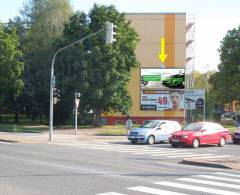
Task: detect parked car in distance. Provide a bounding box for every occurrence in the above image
[128,120,181,144]
[169,122,231,148]
[220,112,237,125]
[232,129,240,144]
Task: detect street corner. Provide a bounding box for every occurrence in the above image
[181,157,240,170]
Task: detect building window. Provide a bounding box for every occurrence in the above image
[132,120,137,125]
[115,120,123,125]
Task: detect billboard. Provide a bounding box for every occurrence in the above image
[141,68,185,90]
[141,90,184,111]
[184,90,205,110]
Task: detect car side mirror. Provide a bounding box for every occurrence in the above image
[201,129,206,133]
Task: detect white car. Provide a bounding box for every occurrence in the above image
[128,120,181,144]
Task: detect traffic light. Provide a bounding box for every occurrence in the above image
[53,88,60,104]
[105,21,116,45]
[53,88,60,98]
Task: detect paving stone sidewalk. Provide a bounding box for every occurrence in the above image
[0,128,127,144]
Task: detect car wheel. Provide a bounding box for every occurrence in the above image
[171,143,178,147]
[131,140,137,144]
[218,137,226,147]
[147,135,155,145]
[192,138,199,148]
[233,140,239,144]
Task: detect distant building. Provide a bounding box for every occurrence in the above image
[102,13,190,125]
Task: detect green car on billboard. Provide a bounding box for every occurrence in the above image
[162,74,185,89]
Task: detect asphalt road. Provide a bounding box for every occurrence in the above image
[0,141,240,195]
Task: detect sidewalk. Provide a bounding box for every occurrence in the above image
[0,128,127,144]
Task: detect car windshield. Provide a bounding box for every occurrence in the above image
[183,123,205,131]
[141,121,159,128]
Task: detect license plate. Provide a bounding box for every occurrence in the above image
[172,139,179,142]
[129,136,136,139]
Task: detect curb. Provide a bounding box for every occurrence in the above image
[181,159,231,169]
[181,158,240,170]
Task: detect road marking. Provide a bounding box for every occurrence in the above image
[167,154,213,158]
[57,143,234,160]
[151,152,195,157]
[178,178,240,189]
[136,150,188,154]
[189,155,230,159]
[196,175,240,183]
[155,181,240,195]
[0,141,12,145]
[214,172,240,178]
[128,186,187,195]
[96,192,127,195]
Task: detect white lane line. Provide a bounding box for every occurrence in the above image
[79,143,184,150]
[128,186,188,195]
[214,172,240,178]
[189,155,231,159]
[151,152,195,157]
[196,175,240,183]
[136,150,188,154]
[72,145,187,153]
[155,181,240,195]
[95,192,127,195]
[0,141,12,145]
[167,154,213,158]
[178,178,240,189]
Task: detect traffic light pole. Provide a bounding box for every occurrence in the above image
[49,29,104,141]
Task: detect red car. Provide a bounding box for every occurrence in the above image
[169,122,231,148]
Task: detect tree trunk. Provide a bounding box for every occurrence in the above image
[39,114,42,124]
[0,113,2,122]
[14,112,19,123]
[93,108,102,127]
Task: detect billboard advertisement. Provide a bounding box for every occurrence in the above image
[184,90,205,110]
[141,68,185,90]
[141,90,184,111]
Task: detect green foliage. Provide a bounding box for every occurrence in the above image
[20,0,72,119]
[209,26,240,104]
[0,24,24,111]
[193,70,217,119]
[54,4,139,126]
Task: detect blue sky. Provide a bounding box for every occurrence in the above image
[1,0,240,72]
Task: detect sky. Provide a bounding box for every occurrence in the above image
[0,0,240,73]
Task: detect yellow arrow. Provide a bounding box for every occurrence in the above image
[158,37,167,63]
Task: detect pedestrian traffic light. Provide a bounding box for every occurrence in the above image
[105,21,116,45]
[53,88,60,104]
[53,88,60,98]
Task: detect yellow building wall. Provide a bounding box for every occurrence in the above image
[105,13,186,119]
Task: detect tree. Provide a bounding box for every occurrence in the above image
[209,26,240,104]
[20,0,72,122]
[54,4,139,126]
[0,24,24,121]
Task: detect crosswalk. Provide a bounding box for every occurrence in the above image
[96,172,240,195]
[57,142,231,160]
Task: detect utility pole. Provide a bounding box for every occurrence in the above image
[49,22,116,141]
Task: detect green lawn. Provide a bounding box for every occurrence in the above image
[223,125,238,133]
[0,124,48,133]
[96,125,128,136]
